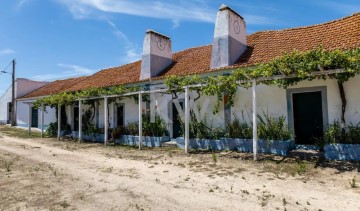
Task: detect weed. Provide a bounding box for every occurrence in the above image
[282,198,287,206]
[297,161,307,175]
[307,201,310,205]
[350,176,357,188]
[60,200,70,208]
[242,190,249,194]
[212,153,217,163]
[168,150,173,158]
[2,159,14,172]
[209,189,214,192]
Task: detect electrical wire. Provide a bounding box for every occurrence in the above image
[0,60,13,74]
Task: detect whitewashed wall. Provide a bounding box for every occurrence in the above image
[1,78,48,125]
[16,102,56,129]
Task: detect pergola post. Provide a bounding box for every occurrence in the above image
[41,103,44,138]
[138,92,143,150]
[104,97,108,146]
[184,86,190,154]
[28,104,31,136]
[57,104,61,140]
[252,79,258,161]
[78,100,82,142]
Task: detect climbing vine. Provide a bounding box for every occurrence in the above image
[33,85,140,108]
[165,47,360,114]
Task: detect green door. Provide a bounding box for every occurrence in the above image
[31,107,38,128]
[172,102,184,138]
[293,91,323,144]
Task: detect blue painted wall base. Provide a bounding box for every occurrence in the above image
[176,137,295,156]
[115,135,170,147]
[324,144,360,161]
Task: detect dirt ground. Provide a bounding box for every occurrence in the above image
[0,128,359,210]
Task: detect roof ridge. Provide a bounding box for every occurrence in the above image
[249,12,359,35]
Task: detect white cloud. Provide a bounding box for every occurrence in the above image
[0,49,16,56]
[57,0,215,23]
[16,0,35,10]
[30,63,95,81]
[103,18,142,63]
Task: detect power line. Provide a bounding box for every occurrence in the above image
[1,60,13,73]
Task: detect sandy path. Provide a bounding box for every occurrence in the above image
[0,135,359,211]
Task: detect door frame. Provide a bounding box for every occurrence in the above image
[286,86,329,140]
[168,99,184,138]
[114,103,125,128]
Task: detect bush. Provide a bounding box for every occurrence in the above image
[142,114,167,137]
[45,122,71,137]
[179,112,224,139]
[257,112,292,141]
[225,117,252,139]
[325,121,360,144]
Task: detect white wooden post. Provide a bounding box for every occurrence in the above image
[28,104,31,136]
[78,100,82,141]
[41,103,44,138]
[57,104,61,140]
[184,87,190,154]
[252,79,258,161]
[104,97,108,146]
[138,92,143,150]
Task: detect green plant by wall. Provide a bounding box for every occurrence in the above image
[225,116,252,139]
[257,112,292,141]
[324,121,360,144]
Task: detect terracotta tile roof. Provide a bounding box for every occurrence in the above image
[21,13,360,99]
[23,76,89,98]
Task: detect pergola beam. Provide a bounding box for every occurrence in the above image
[41,103,44,138]
[184,87,190,154]
[79,100,83,142]
[57,104,61,140]
[28,104,31,136]
[104,97,108,146]
[252,79,258,161]
[138,92,143,150]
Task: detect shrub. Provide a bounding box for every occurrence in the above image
[142,114,167,137]
[45,122,71,137]
[179,112,224,139]
[324,121,343,144]
[324,121,360,144]
[257,112,292,141]
[225,117,252,139]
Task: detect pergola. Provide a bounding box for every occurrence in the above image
[28,68,345,160]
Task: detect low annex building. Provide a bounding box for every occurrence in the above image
[17,5,360,146]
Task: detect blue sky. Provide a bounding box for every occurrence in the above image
[0,0,359,96]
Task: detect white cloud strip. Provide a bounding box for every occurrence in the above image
[57,0,215,23]
[30,63,96,81]
[0,49,16,56]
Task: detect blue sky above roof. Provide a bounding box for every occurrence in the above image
[0,0,359,96]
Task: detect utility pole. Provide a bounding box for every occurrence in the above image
[11,59,16,126]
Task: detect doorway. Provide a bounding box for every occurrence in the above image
[172,101,184,138]
[31,107,38,128]
[287,87,328,145]
[117,105,124,127]
[73,107,79,131]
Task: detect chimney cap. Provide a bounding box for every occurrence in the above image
[146,29,170,40]
[219,4,244,20]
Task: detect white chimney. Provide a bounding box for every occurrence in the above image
[210,4,247,69]
[140,30,172,80]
